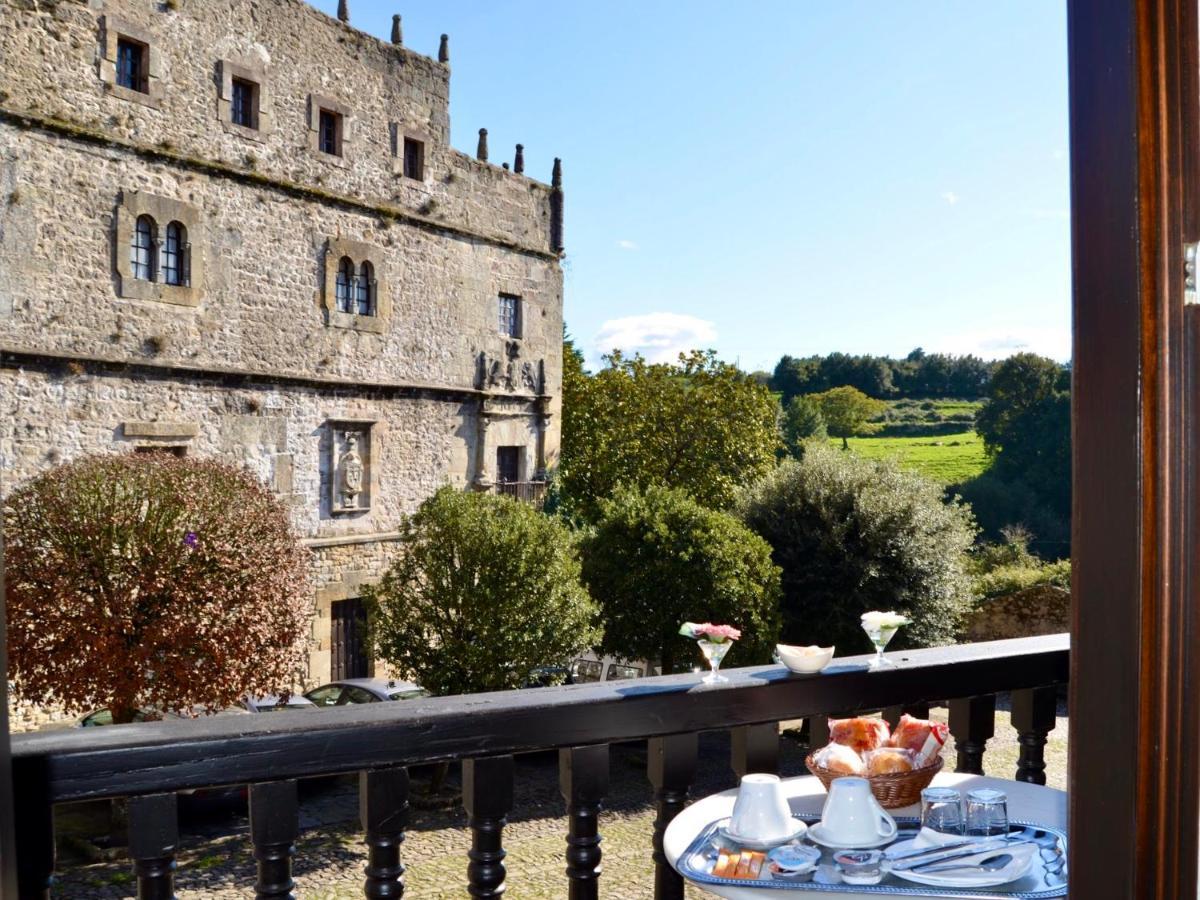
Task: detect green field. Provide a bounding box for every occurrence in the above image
[838,430,989,484]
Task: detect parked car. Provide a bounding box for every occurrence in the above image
[569,657,646,683]
[75,704,250,727]
[303,677,428,707]
[243,693,318,713]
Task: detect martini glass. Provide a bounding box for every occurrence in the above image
[862,621,902,670]
[697,639,732,683]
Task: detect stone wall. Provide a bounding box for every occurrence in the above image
[963,585,1071,643]
[0,0,565,708]
[0,0,556,251]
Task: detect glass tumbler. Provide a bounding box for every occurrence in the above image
[920,787,964,835]
[965,788,1009,836]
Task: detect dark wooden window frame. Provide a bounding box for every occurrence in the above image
[1067,0,1200,896]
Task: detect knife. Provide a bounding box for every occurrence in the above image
[887,837,1012,871]
[885,839,976,863]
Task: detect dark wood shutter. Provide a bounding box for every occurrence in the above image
[331,598,369,681]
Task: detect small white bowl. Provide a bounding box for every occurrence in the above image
[776,644,835,674]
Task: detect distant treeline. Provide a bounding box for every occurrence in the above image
[768,349,996,402]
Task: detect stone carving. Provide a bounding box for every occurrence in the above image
[477,342,544,394]
[337,432,365,510]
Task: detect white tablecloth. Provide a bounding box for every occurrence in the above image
[664,773,1067,899]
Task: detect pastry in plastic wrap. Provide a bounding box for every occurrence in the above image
[813,742,866,776]
[888,714,936,753]
[865,746,914,776]
[828,716,890,753]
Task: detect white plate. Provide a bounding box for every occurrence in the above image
[806,822,896,850]
[717,819,808,850]
[887,840,1036,889]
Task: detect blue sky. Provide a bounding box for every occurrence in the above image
[312,1,1071,372]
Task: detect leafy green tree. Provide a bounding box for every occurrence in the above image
[580,485,782,674]
[738,445,976,652]
[783,395,827,456]
[813,386,887,449]
[972,353,1071,534]
[560,349,780,520]
[365,487,602,696]
[4,454,311,724]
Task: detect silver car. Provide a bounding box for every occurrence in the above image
[304,677,428,707]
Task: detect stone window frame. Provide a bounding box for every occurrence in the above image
[114,190,202,307]
[321,237,391,334]
[326,419,379,517]
[217,57,274,143]
[98,16,163,109]
[498,292,523,339]
[390,123,431,182]
[307,94,354,167]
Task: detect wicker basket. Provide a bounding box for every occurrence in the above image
[805,752,944,809]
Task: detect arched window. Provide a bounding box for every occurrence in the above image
[335,257,354,313]
[131,215,155,281]
[357,261,374,316]
[162,221,187,286]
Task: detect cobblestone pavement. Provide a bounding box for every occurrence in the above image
[53,702,1068,899]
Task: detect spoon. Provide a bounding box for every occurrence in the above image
[914,852,1013,875]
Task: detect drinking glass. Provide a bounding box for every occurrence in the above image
[965,788,1009,837]
[697,639,731,683]
[861,621,901,669]
[920,787,964,835]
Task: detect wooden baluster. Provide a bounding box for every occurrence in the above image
[808,714,830,749]
[360,766,410,898]
[648,733,698,900]
[559,745,609,900]
[249,780,299,899]
[949,696,996,774]
[13,759,55,899]
[731,723,779,777]
[463,755,515,898]
[128,793,178,900]
[1011,687,1058,785]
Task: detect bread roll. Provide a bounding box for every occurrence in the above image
[829,716,891,753]
[888,714,934,753]
[866,746,914,776]
[814,741,866,775]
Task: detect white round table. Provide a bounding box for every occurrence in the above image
[665,773,1067,899]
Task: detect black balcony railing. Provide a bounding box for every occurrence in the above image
[9,633,1068,899]
[495,480,548,505]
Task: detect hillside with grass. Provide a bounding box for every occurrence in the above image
[837,398,990,484]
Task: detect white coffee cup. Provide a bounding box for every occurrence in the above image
[819,777,897,845]
[729,774,799,842]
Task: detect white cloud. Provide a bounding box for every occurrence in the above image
[941,191,959,206]
[930,325,1071,362]
[616,239,639,251]
[592,313,718,365]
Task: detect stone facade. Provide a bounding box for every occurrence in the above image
[0,0,565,720]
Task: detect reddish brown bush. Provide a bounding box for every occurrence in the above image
[4,453,311,723]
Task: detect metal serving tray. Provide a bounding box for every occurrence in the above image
[676,816,1068,898]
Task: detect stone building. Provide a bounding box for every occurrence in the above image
[0,0,565,701]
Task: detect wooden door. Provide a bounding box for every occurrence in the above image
[331,598,369,681]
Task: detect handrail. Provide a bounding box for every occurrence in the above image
[11,634,1068,804]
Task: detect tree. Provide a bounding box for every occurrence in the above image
[560,349,781,520]
[580,485,781,674]
[783,394,827,456]
[972,352,1071,535]
[738,445,977,652]
[812,386,887,449]
[365,487,601,696]
[4,454,311,724]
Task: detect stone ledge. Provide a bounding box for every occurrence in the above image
[122,421,199,438]
[0,346,547,405]
[303,531,402,549]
